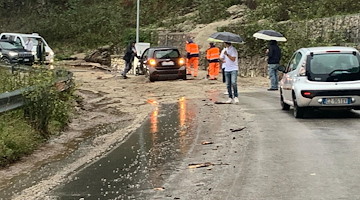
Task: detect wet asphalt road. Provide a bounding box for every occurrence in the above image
[150,88,360,200]
[224,89,360,200]
[49,102,199,199]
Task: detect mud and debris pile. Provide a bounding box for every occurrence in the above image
[84,45,112,67]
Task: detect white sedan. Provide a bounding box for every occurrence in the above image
[280,46,360,118]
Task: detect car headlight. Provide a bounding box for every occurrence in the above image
[9,51,18,57]
[32,51,36,56]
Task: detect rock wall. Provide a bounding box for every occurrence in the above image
[304,14,360,43]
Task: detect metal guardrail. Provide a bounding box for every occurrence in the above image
[0,88,27,113]
[0,64,73,113]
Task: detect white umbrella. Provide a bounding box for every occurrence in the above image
[253,30,287,42]
[207,38,224,43]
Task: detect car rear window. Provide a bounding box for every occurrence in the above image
[155,49,179,59]
[307,53,360,82]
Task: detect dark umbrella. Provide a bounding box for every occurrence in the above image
[208,32,244,44]
[253,30,287,42]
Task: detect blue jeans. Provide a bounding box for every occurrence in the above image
[225,70,238,98]
[268,64,279,89]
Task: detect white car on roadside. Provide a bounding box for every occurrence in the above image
[0,32,54,63]
[280,46,360,118]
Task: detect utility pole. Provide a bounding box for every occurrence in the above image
[136,0,140,43]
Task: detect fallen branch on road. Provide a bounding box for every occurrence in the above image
[201,141,214,145]
[188,162,230,169]
[230,127,246,132]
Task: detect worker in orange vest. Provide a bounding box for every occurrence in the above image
[185,39,200,77]
[206,42,220,80]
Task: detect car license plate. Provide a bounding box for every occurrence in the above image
[162,61,174,66]
[24,58,29,62]
[322,97,350,105]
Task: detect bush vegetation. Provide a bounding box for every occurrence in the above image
[248,0,360,22]
[0,67,74,167]
[0,110,41,167]
[0,0,239,56]
[0,0,358,56]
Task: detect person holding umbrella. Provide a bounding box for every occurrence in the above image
[208,32,244,100]
[221,42,239,104]
[253,30,286,91]
[266,40,281,91]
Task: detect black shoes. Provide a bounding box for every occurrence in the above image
[267,88,278,91]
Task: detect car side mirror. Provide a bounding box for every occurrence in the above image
[277,65,286,73]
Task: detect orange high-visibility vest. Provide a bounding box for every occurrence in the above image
[187,43,199,57]
[186,43,191,53]
[206,47,220,62]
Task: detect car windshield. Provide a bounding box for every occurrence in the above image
[308,53,360,82]
[0,41,17,50]
[155,49,179,59]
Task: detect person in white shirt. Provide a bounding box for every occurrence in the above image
[25,38,34,51]
[221,42,239,104]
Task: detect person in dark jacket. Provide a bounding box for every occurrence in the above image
[266,40,281,91]
[122,41,138,79]
[36,39,46,64]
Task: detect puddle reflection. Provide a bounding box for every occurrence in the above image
[51,99,198,199]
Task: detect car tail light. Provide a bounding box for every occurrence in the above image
[149,59,157,67]
[326,50,340,53]
[301,91,314,98]
[299,62,306,76]
[178,58,186,66]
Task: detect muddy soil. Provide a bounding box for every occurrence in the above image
[0,66,268,199]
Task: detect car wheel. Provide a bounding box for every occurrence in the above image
[280,91,290,110]
[293,96,305,118]
[182,75,187,80]
[149,75,155,82]
[1,57,11,65]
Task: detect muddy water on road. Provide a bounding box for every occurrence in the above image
[50,98,198,199]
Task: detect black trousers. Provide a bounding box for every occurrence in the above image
[122,61,133,76]
[222,67,225,83]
